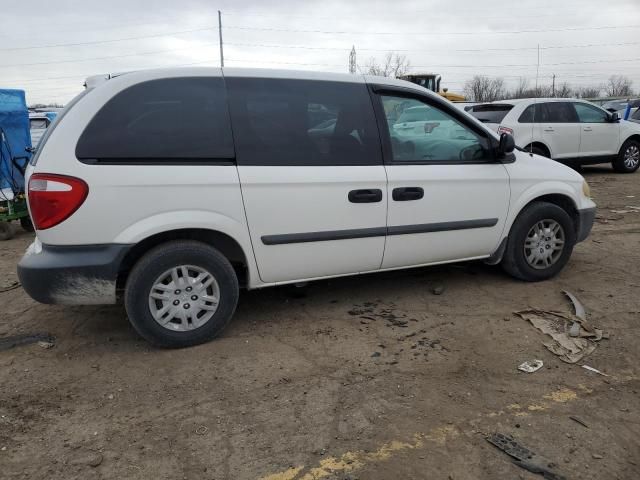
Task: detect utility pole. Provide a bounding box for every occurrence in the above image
[552,73,556,97]
[218,10,224,68]
[349,46,356,74]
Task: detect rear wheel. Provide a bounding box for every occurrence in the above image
[613,139,640,173]
[125,240,239,348]
[20,216,34,232]
[0,222,13,241]
[501,202,576,282]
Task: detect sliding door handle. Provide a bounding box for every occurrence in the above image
[392,187,424,201]
[348,189,383,203]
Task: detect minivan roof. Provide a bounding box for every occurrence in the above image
[83,66,434,95]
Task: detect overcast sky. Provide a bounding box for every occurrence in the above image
[1,0,639,104]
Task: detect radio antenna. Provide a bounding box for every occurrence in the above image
[530,43,540,155]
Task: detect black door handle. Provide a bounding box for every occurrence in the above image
[392,187,424,201]
[348,189,383,203]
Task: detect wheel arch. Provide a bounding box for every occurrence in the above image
[509,192,580,239]
[116,228,251,292]
[621,134,640,150]
[522,141,551,158]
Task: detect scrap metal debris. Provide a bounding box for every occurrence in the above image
[515,291,607,364]
[562,290,586,320]
[581,365,609,376]
[611,206,640,214]
[0,333,55,352]
[486,433,566,480]
[518,359,544,373]
[569,415,589,428]
[0,281,21,293]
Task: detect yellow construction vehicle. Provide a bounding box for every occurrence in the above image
[398,73,466,102]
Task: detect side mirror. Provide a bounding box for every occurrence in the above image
[498,133,515,155]
[610,112,620,122]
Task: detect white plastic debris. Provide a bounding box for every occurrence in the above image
[581,365,609,376]
[518,359,544,373]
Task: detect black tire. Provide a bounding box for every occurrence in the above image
[125,240,239,348]
[612,139,640,173]
[20,216,35,232]
[501,202,576,282]
[0,222,14,241]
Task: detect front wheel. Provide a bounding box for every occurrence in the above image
[613,139,640,173]
[125,240,239,348]
[501,202,576,282]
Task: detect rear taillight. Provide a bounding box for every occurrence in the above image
[28,174,88,230]
[498,126,514,135]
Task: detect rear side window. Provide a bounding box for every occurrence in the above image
[467,104,513,124]
[518,104,545,123]
[76,77,234,162]
[632,108,640,120]
[546,102,578,123]
[226,77,382,166]
[519,102,577,123]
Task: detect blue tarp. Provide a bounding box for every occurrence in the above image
[0,89,31,194]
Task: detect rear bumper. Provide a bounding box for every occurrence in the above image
[17,241,131,304]
[576,207,596,243]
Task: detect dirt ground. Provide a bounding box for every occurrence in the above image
[1,165,639,480]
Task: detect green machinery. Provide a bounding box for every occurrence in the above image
[1,88,34,240]
[0,194,32,240]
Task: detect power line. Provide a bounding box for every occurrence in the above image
[3,61,217,87]
[222,1,621,18]
[3,43,218,68]
[0,27,214,51]
[222,23,640,36]
[223,40,640,54]
[224,56,640,69]
[0,17,193,39]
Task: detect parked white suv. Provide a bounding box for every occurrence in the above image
[18,68,596,347]
[467,98,640,173]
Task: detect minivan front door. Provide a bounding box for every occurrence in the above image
[374,91,510,269]
[226,74,387,283]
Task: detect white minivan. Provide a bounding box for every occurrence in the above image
[18,68,596,347]
[467,98,640,173]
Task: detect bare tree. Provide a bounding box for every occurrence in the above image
[364,52,411,78]
[575,86,601,99]
[604,75,633,97]
[29,102,64,109]
[554,82,574,98]
[463,76,505,102]
[507,77,530,99]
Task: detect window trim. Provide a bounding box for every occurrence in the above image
[369,84,500,165]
